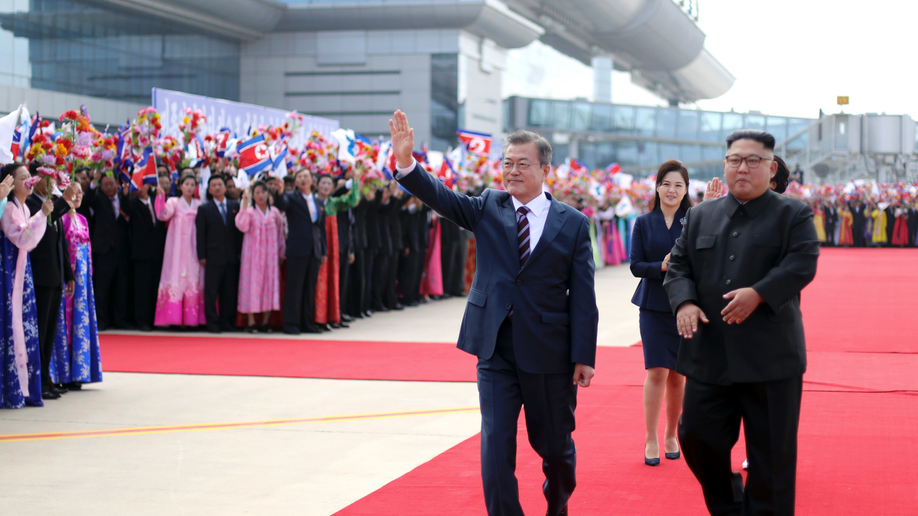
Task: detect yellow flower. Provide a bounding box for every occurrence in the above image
[55,144,68,157]
[182,116,190,125]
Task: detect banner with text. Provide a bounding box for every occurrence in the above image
[152,88,339,148]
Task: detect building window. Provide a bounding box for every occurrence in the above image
[430,53,458,151]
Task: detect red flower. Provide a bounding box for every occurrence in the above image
[56,156,66,166]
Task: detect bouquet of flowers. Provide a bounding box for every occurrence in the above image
[131,107,162,151]
[178,107,206,146]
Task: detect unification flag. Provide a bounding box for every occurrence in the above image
[375,141,394,179]
[20,112,41,160]
[270,141,288,177]
[237,134,272,176]
[457,128,491,155]
[130,147,157,192]
[332,128,371,164]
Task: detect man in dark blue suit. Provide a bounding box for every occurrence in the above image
[390,111,598,516]
[275,169,327,334]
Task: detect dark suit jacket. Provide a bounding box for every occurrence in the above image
[85,188,131,257]
[276,190,326,259]
[195,198,242,266]
[26,193,74,288]
[663,190,820,385]
[397,163,598,374]
[630,208,685,312]
[127,194,168,261]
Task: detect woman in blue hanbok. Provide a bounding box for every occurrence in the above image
[51,186,102,388]
[0,163,50,408]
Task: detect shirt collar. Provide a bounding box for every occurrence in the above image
[511,191,549,218]
[724,190,774,219]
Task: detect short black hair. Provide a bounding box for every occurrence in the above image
[74,167,90,176]
[1,162,26,200]
[772,156,789,194]
[283,175,295,185]
[207,174,226,188]
[726,129,776,151]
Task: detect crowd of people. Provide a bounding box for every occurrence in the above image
[0,155,479,408]
[1,103,915,411]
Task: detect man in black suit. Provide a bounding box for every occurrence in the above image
[275,169,326,334]
[664,130,819,515]
[127,183,168,331]
[26,164,78,399]
[392,111,598,516]
[850,200,867,247]
[195,174,242,333]
[86,174,133,331]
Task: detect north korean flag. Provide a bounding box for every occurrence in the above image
[130,147,157,192]
[237,134,272,176]
[457,128,491,155]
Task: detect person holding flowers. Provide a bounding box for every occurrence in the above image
[26,160,79,400]
[51,181,102,390]
[0,163,45,408]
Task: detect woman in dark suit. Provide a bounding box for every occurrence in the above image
[630,159,691,466]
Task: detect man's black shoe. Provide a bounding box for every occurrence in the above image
[42,390,61,400]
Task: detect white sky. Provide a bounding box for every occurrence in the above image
[504,0,917,119]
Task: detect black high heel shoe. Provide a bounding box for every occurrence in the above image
[665,451,681,460]
[644,444,660,466]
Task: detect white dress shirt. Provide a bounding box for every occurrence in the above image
[302,192,318,222]
[395,157,551,250]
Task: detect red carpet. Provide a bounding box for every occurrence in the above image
[330,248,918,516]
[100,335,479,382]
[99,248,918,514]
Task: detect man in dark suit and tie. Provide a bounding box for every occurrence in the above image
[390,111,598,516]
[195,174,242,333]
[127,183,168,331]
[275,169,326,334]
[664,129,820,515]
[26,164,79,399]
[86,174,133,331]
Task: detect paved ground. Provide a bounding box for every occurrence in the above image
[0,265,641,515]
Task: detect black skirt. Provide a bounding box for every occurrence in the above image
[639,308,680,370]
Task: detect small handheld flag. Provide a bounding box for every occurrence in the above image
[130,147,157,192]
[237,134,272,176]
[457,129,491,155]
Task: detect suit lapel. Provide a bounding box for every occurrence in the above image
[500,194,521,262]
[522,194,566,271]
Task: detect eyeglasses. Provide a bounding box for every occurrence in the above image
[724,155,773,169]
[502,160,533,172]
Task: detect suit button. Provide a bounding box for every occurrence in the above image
[505,304,512,310]
[515,279,521,286]
[732,232,738,237]
[729,255,735,261]
[726,279,732,285]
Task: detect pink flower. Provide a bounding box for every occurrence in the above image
[57,172,71,188]
[24,176,41,189]
[37,166,58,177]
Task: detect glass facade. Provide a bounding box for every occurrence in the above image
[430,53,459,151]
[0,0,240,104]
[507,96,813,178]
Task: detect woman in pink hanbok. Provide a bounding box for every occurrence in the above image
[236,181,286,333]
[153,174,205,328]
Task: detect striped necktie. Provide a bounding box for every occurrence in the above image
[517,206,531,266]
